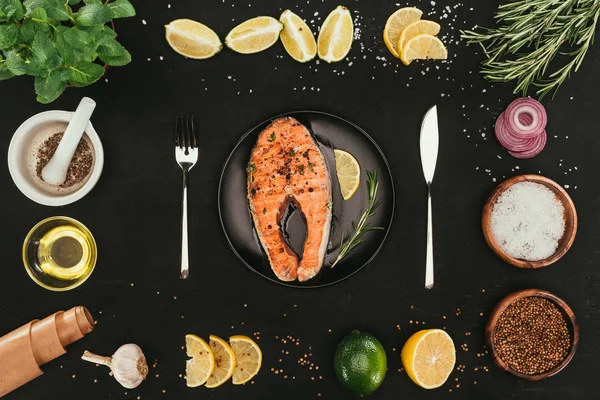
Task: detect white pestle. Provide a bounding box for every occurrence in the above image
[41,97,96,186]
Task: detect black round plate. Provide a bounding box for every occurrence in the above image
[218,111,395,288]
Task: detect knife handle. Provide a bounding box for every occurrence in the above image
[425,182,434,289]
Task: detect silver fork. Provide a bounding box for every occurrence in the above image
[175,116,198,279]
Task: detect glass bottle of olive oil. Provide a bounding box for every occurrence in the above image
[23,217,97,291]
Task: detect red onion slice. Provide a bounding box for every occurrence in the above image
[507,130,547,159]
[504,97,547,138]
[495,112,538,152]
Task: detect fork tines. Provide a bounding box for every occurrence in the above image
[175,116,198,150]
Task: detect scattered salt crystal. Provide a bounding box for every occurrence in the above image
[491,182,565,261]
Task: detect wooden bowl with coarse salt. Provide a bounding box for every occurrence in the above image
[482,174,577,269]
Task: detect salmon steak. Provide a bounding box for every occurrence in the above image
[247,117,332,282]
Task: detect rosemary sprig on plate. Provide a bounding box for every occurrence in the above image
[331,171,383,268]
[460,0,600,98]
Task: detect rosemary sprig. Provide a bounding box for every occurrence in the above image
[460,0,600,98]
[331,171,384,268]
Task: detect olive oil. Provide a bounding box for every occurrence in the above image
[37,225,94,280]
[23,216,97,291]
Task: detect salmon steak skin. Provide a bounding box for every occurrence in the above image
[247,117,333,282]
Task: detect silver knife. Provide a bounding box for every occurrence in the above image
[420,106,439,290]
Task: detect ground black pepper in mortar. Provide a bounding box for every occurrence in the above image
[36,133,93,188]
[493,296,571,375]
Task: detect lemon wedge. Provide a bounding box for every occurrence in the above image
[398,20,441,52]
[280,10,317,63]
[383,7,423,58]
[317,6,353,63]
[225,16,283,54]
[334,149,361,201]
[401,329,456,389]
[204,335,236,388]
[400,33,447,65]
[165,19,222,59]
[185,334,215,387]
[229,335,263,385]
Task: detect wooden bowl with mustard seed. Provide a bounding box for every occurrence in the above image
[482,174,577,269]
[486,289,579,381]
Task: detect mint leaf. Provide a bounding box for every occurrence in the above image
[97,39,131,66]
[83,0,102,3]
[30,7,51,32]
[19,18,35,43]
[25,0,72,22]
[55,27,97,65]
[0,23,18,50]
[4,50,25,75]
[68,61,104,86]
[97,25,117,43]
[0,0,25,21]
[35,69,67,103]
[31,32,61,70]
[76,3,111,26]
[106,0,135,19]
[5,49,41,76]
[0,54,14,79]
[69,0,82,4]
[0,67,14,79]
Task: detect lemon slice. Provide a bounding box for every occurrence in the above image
[398,20,441,52]
[280,10,317,63]
[400,33,447,66]
[401,329,456,389]
[165,19,222,59]
[317,6,353,63]
[205,335,236,388]
[334,149,360,201]
[229,335,263,385]
[383,7,423,58]
[225,16,283,54]
[185,334,215,387]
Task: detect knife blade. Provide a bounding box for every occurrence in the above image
[420,105,439,290]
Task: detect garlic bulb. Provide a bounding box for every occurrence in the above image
[82,344,149,389]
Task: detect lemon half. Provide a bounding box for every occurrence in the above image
[401,329,456,389]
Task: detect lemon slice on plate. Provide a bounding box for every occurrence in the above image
[165,19,222,59]
[383,7,423,58]
[205,335,236,388]
[400,33,448,66]
[229,335,263,385]
[317,6,353,63]
[398,20,441,53]
[334,149,361,201]
[401,329,456,389]
[225,16,283,54]
[185,334,215,387]
[280,10,317,63]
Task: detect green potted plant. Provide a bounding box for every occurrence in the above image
[0,0,136,103]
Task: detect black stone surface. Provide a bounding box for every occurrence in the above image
[1,0,598,399]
